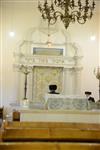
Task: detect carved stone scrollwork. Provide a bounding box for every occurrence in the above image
[14,53,83,69]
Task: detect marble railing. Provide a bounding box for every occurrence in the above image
[46,98,87,110]
[45,94,100,110]
[46,98,100,110]
[9,96,100,111]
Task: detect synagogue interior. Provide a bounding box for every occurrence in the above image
[0,0,100,149]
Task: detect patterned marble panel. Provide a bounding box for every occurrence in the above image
[47,98,64,110]
[63,98,74,110]
[72,98,88,110]
[33,67,63,102]
[46,95,88,110]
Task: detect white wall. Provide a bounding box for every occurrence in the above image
[0,0,100,107]
[68,12,99,100]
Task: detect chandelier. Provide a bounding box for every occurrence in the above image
[38,0,95,29]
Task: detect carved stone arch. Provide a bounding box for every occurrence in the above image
[13,26,83,103]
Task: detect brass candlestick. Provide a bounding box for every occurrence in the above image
[16,65,32,100]
[20,65,32,100]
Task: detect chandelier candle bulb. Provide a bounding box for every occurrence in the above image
[38,0,95,29]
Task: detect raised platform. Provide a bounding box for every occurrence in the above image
[19,109,100,123]
[9,97,100,123]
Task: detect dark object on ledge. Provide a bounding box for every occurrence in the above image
[85,91,91,95]
[85,91,95,102]
[13,110,20,121]
[0,107,3,127]
[88,97,95,102]
[49,84,59,94]
[0,107,3,120]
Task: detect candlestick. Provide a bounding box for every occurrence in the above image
[14,64,32,100]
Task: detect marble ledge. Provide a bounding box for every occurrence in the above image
[20,109,100,115]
